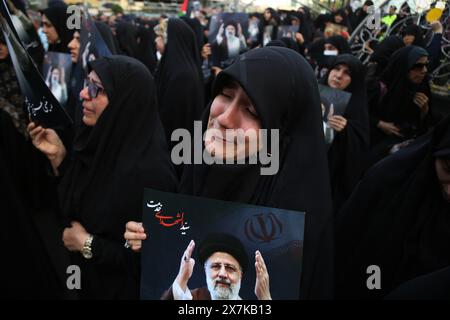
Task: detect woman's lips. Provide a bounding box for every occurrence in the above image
[83,107,94,115]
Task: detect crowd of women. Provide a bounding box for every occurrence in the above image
[1,0,449,299]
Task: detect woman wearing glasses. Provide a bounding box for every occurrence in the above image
[27,55,178,299]
[368,45,432,166]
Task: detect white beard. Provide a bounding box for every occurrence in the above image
[226,36,241,58]
[206,277,241,300]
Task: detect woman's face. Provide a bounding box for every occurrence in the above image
[334,14,343,24]
[68,31,80,63]
[435,158,450,202]
[0,42,8,60]
[206,81,262,161]
[408,56,428,85]
[42,14,59,45]
[79,71,109,127]
[51,68,60,82]
[328,64,352,90]
[324,43,339,56]
[403,34,415,46]
[264,10,272,21]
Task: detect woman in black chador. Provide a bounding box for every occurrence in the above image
[320,54,370,211]
[126,47,334,299]
[154,18,204,153]
[28,56,178,299]
[368,45,432,165]
[336,115,450,299]
[42,3,73,53]
[1,32,68,299]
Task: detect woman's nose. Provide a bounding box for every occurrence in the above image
[79,87,90,100]
[217,102,240,129]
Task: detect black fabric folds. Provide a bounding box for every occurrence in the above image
[336,115,450,299]
[179,47,334,299]
[58,55,178,299]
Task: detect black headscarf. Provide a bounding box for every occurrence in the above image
[321,54,370,211]
[258,7,279,45]
[179,47,334,299]
[372,46,431,142]
[180,16,205,54]
[368,35,404,77]
[354,1,373,28]
[336,115,450,299]
[294,11,315,44]
[315,13,332,32]
[280,37,301,53]
[94,21,118,55]
[403,24,425,48]
[332,9,351,30]
[325,35,352,54]
[58,56,178,299]
[266,39,286,47]
[365,36,405,134]
[42,4,73,53]
[1,31,69,299]
[155,18,204,153]
[135,25,157,74]
[115,22,139,58]
[268,37,302,55]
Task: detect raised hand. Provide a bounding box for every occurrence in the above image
[254,251,271,300]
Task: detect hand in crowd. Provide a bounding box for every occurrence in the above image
[327,115,348,132]
[431,21,443,34]
[174,240,196,293]
[363,40,374,54]
[211,66,222,76]
[237,23,243,37]
[27,122,66,173]
[201,43,211,60]
[62,221,90,252]
[413,92,429,114]
[254,250,272,300]
[124,221,147,252]
[378,120,403,137]
[295,32,305,45]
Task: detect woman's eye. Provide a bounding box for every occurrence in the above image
[221,90,233,98]
[246,107,258,117]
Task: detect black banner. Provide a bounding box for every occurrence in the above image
[0,0,72,129]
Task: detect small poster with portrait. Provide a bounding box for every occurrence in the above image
[0,3,72,129]
[140,188,305,300]
[247,15,260,47]
[78,7,112,75]
[41,52,72,108]
[208,12,249,68]
[319,84,352,145]
[277,25,299,41]
[79,8,111,65]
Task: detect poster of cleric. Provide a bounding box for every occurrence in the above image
[140,189,305,300]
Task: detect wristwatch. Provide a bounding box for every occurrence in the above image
[81,234,94,260]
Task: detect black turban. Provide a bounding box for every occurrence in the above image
[198,233,249,273]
